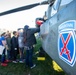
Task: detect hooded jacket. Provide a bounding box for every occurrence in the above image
[23,28,40,47]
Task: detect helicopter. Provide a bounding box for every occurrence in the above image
[40,0,76,75]
[0,0,76,75]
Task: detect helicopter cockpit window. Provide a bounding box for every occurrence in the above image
[51,0,61,17]
[50,0,73,17]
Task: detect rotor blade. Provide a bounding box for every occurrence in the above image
[0,3,39,16]
[0,1,48,16]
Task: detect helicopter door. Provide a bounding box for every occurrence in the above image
[59,0,74,10]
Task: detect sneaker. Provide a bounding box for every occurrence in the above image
[12,61,18,63]
[19,61,23,63]
[1,63,8,66]
[30,64,36,69]
[4,60,10,63]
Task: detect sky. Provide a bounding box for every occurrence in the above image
[0,0,48,30]
[0,0,73,31]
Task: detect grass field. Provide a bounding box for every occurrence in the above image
[0,39,66,75]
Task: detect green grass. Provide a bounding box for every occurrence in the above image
[0,38,66,75]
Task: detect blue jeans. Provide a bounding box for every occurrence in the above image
[19,47,24,61]
[1,48,6,63]
[7,50,11,60]
[25,46,34,67]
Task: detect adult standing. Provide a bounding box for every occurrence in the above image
[23,25,40,69]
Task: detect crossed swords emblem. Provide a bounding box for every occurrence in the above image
[60,33,71,61]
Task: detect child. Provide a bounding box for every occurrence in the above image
[0,32,8,66]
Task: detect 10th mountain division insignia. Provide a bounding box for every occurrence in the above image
[58,20,76,67]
